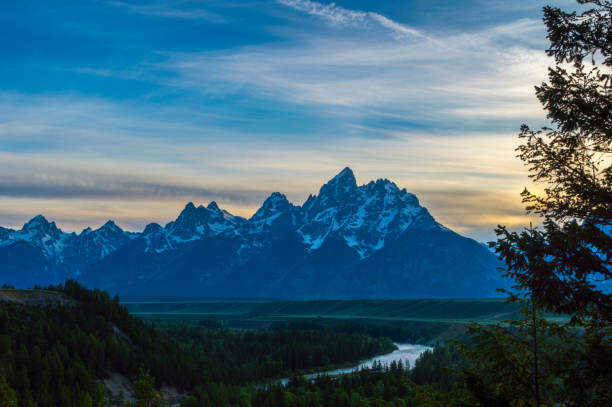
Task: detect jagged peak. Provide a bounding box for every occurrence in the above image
[170,200,241,234]
[264,192,289,207]
[269,191,286,200]
[251,192,293,221]
[329,167,356,186]
[88,220,124,238]
[317,167,358,202]
[23,214,50,228]
[143,222,162,235]
[366,178,400,195]
[21,215,63,236]
[339,166,353,175]
[363,179,420,206]
[177,202,199,221]
[101,220,119,229]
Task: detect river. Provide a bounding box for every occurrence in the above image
[278,343,432,386]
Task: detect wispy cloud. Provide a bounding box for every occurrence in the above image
[367,13,427,40]
[277,0,428,40]
[159,16,547,129]
[277,0,367,25]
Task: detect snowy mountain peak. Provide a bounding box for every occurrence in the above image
[0,215,68,259]
[336,166,355,181]
[166,201,245,243]
[251,192,293,222]
[297,168,442,257]
[364,179,420,208]
[21,214,62,240]
[319,167,357,199]
[268,191,287,202]
[99,220,121,232]
[176,202,200,221]
[23,214,50,229]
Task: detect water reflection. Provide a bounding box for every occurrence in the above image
[280,343,432,385]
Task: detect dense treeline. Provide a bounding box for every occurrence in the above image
[154,320,396,383]
[246,340,467,407]
[3,281,577,406]
[251,362,449,407]
[0,281,398,406]
[410,344,463,393]
[0,281,194,406]
[0,281,519,407]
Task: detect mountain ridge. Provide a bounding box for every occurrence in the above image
[0,168,505,298]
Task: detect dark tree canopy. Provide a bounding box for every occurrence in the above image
[495,0,611,321]
[543,0,612,67]
[464,2,612,406]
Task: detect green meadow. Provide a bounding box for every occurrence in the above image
[123,298,518,323]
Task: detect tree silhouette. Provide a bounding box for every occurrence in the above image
[495,0,611,321]
[464,1,611,405]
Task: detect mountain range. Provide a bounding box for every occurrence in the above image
[0,168,505,298]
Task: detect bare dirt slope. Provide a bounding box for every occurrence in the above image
[0,289,68,306]
[101,373,186,407]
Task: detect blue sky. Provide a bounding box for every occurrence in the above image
[0,0,568,240]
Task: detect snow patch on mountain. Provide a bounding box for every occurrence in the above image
[297,168,445,257]
[0,215,136,265]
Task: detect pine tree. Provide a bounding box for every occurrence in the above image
[495,0,611,321]
[475,0,612,405]
[127,368,167,407]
